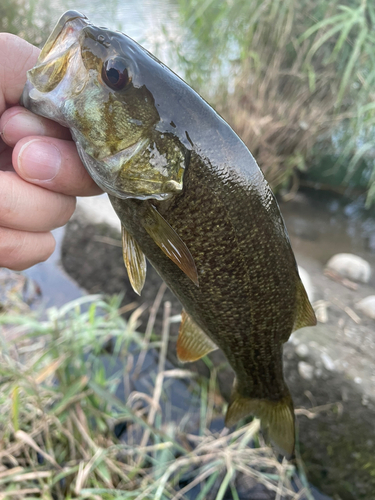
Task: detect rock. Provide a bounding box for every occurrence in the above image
[284,320,375,500]
[298,361,314,380]
[296,343,309,357]
[326,253,371,283]
[356,295,375,320]
[298,266,314,302]
[321,352,335,371]
[314,300,329,323]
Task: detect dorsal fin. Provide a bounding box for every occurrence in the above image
[177,310,217,362]
[293,279,317,332]
[122,225,147,295]
[141,204,199,286]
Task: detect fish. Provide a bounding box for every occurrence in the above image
[21,10,317,458]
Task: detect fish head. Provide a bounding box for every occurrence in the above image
[21,11,187,200]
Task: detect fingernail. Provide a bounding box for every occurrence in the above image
[3,112,45,143]
[18,140,61,181]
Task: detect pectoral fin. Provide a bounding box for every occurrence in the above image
[142,205,199,286]
[293,279,317,332]
[177,310,217,362]
[225,383,295,459]
[122,225,147,295]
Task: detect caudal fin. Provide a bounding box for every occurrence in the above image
[225,387,295,459]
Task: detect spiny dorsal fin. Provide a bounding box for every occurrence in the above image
[122,225,147,295]
[177,310,217,362]
[142,204,199,286]
[293,279,317,332]
[225,383,295,459]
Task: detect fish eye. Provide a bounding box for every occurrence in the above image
[102,58,130,90]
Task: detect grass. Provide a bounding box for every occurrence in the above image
[0,0,55,46]
[0,288,313,499]
[173,0,375,205]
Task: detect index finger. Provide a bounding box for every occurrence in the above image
[0,33,40,112]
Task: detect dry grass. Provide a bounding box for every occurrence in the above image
[0,289,314,499]
[174,0,375,201]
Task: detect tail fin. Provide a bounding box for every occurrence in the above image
[225,386,295,459]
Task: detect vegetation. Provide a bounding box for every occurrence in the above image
[0,0,54,46]
[0,293,314,499]
[174,0,375,205]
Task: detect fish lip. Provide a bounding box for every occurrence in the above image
[38,11,89,65]
[21,11,90,110]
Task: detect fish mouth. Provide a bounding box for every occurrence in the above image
[38,11,90,65]
[20,11,90,115]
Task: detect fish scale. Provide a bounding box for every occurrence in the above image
[21,10,317,458]
[115,152,294,400]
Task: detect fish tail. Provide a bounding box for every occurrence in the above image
[225,384,295,459]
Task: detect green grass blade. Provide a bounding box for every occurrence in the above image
[195,471,220,500]
[337,25,368,104]
[299,12,348,43]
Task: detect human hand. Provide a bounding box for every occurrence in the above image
[0,33,102,270]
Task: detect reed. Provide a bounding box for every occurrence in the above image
[174,0,375,204]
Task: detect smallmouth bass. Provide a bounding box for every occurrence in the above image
[21,11,317,458]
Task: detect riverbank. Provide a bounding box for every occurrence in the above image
[59,191,375,499]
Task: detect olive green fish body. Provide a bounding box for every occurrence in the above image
[22,11,317,458]
[112,149,297,397]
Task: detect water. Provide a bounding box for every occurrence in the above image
[280,189,375,287]
[23,227,84,308]
[59,0,180,65]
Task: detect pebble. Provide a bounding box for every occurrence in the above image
[298,361,314,380]
[321,352,335,371]
[296,343,309,358]
[298,266,314,302]
[356,295,375,320]
[314,300,328,323]
[326,253,371,283]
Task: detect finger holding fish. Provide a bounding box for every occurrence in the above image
[0,33,103,270]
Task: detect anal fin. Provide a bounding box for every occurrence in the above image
[177,310,217,362]
[141,205,199,286]
[225,384,295,459]
[122,225,147,295]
